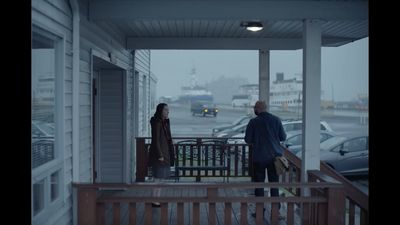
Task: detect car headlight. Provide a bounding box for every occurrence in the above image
[204,109,208,112]
[215,109,219,112]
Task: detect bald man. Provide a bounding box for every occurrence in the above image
[245,100,286,218]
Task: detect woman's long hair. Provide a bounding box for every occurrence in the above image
[153,103,168,120]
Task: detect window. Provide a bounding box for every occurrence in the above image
[32,31,56,169]
[33,179,45,215]
[50,171,59,201]
[31,25,64,222]
[343,137,367,152]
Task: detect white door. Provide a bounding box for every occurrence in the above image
[95,69,125,183]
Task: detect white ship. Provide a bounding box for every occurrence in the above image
[177,67,213,104]
[270,72,302,108]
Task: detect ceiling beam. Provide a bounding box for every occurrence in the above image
[126,37,356,50]
[90,1,368,21]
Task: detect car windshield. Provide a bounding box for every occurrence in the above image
[320,136,348,151]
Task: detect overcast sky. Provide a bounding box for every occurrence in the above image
[151,37,368,102]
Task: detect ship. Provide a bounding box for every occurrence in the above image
[177,67,214,104]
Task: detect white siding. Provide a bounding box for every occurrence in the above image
[149,72,158,133]
[78,0,134,183]
[32,0,72,224]
[134,50,151,137]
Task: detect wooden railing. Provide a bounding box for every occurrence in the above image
[285,147,369,225]
[73,181,344,225]
[135,137,368,225]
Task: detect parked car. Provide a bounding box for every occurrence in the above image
[215,123,247,138]
[283,130,336,155]
[191,101,218,117]
[226,120,334,144]
[211,115,253,136]
[282,119,334,133]
[296,135,369,176]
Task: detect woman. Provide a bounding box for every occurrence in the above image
[148,103,174,207]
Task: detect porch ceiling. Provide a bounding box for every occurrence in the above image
[88,0,368,50]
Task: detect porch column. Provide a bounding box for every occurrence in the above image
[259,49,270,105]
[301,19,322,188]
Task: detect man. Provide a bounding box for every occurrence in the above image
[244,100,286,218]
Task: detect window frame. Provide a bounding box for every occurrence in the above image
[31,22,66,223]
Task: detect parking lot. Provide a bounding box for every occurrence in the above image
[168,103,368,194]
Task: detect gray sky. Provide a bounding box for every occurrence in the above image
[151,37,368,102]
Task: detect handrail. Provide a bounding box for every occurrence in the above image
[72,181,342,189]
[283,146,368,224]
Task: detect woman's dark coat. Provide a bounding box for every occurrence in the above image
[148,117,174,166]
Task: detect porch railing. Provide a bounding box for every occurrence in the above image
[73,179,344,225]
[136,136,368,225]
[136,137,255,182]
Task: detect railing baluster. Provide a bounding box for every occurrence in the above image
[182,145,186,176]
[224,202,232,225]
[234,145,239,176]
[129,202,136,225]
[193,202,200,225]
[113,202,120,225]
[144,203,152,225]
[177,202,184,225]
[135,138,147,182]
[287,202,294,225]
[271,202,279,224]
[161,203,168,225]
[317,202,327,225]
[208,188,217,225]
[349,201,355,225]
[212,145,216,176]
[241,145,245,176]
[240,202,247,225]
[302,202,311,225]
[219,145,224,176]
[255,202,263,225]
[96,203,105,225]
[190,145,194,177]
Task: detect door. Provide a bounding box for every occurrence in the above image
[94,69,125,183]
[335,137,369,175]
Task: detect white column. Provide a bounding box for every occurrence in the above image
[259,49,270,105]
[301,19,322,187]
[70,0,80,183]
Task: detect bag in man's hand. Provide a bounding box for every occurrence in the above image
[274,156,289,175]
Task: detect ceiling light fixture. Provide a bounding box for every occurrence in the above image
[240,21,263,32]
